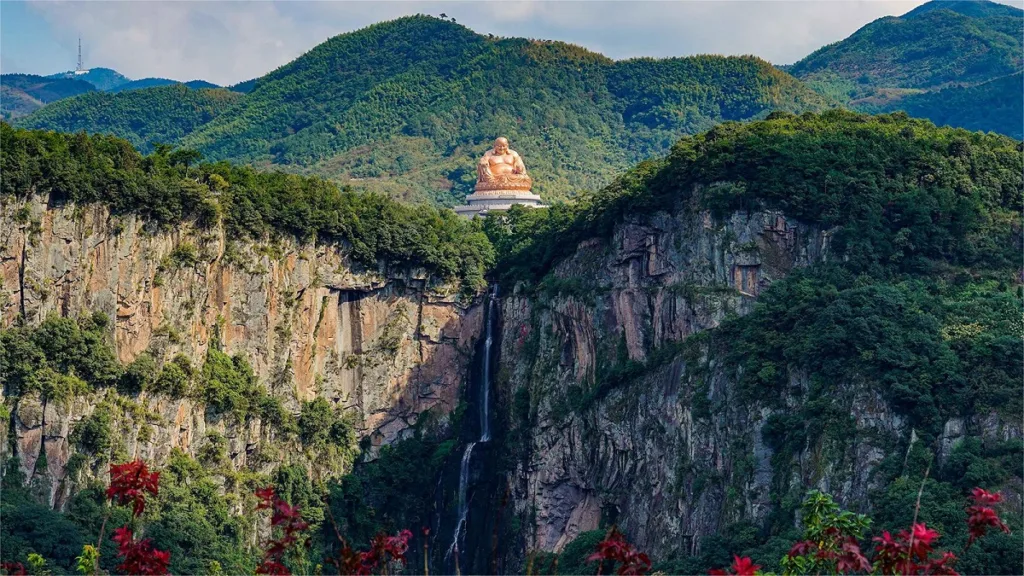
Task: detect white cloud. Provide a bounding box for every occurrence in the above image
[24,0,1024,85]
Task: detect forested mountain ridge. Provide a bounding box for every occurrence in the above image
[0,74,96,120]
[46,67,131,91]
[786,0,1022,137]
[18,15,829,206]
[789,0,1022,93]
[15,85,244,152]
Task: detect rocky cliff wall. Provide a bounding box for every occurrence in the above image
[496,204,1021,561]
[0,195,483,507]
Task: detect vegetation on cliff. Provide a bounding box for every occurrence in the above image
[0,124,494,288]
[486,109,1023,574]
[16,15,828,206]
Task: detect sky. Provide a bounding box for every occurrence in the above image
[2,0,1022,86]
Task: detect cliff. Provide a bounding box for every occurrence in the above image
[0,193,483,508]
[496,206,1021,562]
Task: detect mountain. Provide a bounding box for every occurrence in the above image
[109,78,221,93]
[0,74,96,119]
[20,16,829,206]
[790,0,1022,94]
[787,0,1022,136]
[15,84,243,151]
[46,67,131,91]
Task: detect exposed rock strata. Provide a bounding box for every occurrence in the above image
[0,195,483,507]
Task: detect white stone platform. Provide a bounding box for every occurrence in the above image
[453,190,547,217]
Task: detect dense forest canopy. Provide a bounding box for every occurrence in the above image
[14,86,244,153]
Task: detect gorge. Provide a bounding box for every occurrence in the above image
[1,109,1022,575]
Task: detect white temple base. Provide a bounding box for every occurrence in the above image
[453,190,547,217]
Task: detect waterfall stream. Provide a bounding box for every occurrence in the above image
[446,284,498,564]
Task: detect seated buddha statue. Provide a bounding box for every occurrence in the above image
[475,137,533,192]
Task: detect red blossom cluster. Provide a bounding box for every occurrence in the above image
[786,531,871,575]
[0,563,26,576]
[587,527,652,575]
[872,523,957,575]
[255,486,312,575]
[966,488,1010,548]
[102,459,172,575]
[112,527,171,575]
[332,530,412,575]
[107,459,161,517]
[709,555,761,576]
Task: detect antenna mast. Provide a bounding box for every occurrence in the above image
[76,37,84,72]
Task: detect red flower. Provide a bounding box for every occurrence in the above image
[730,556,761,576]
[1,563,27,576]
[836,538,870,574]
[970,488,1003,506]
[787,540,815,558]
[111,527,171,575]
[255,486,313,576]
[966,488,1010,548]
[106,459,161,518]
[587,528,651,575]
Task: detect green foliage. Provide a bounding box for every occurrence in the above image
[298,398,355,449]
[551,530,606,575]
[0,313,120,401]
[119,352,157,394]
[198,348,261,417]
[326,433,449,549]
[781,491,871,576]
[1,123,494,288]
[152,354,194,397]
[14,85,242,151]
[131,449,259,575]
[0,485,88,574]
[70,407,113,457]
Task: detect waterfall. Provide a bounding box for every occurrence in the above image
[480,284,498,442]
[445,284,499,565]
[446,442,476,560]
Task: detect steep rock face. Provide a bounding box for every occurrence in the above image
[497,206,1019,560]
[0,195,483,506]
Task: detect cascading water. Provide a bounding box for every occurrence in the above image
[480,285,497,442]
[446,284,499,564]
[446,441,476,560]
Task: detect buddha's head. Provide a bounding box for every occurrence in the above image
[493,137,509,155]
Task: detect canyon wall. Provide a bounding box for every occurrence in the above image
[0,195,483,507]
[496,203,1022,561]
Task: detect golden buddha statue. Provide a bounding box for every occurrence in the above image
[475,137,533,193]
[454,136,545,217]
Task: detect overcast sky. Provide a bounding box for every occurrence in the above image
[2,0,1021,86]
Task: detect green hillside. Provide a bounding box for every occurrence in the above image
[15,85,243,152]
[1,74,96,120]
[20,16,828,206]
[790,0,1022,95]
[786,0,1022,138]
[875,72,1023,139]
